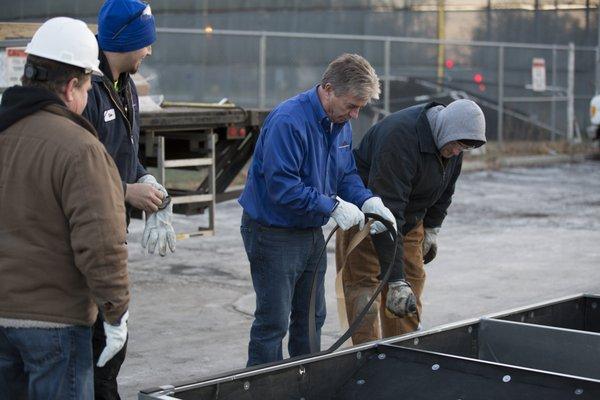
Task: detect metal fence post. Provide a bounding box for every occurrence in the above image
[567,42,575,143]
[596,46,600,95]
[384,39,391,114]
[497,45,504,146]
[258,34,267,108]
[551,47,557,141]
[596,8,600,95]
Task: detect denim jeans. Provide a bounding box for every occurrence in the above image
[241,213,327,367]
[0,325,93,400]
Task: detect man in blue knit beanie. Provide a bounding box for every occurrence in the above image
[83,1,175,399]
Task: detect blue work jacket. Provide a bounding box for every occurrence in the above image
[239,86,372,228]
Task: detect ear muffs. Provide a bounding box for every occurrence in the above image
[24,64,49,81]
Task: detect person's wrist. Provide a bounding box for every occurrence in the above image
[124,184,131,201]
[330,196,340,214]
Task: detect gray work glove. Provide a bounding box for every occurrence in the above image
[97,311,128,368]
[331,196,365,231]
[386,280,417,317]
[138,175,176,256]
[361,197,397,235]
[422,227,440,264]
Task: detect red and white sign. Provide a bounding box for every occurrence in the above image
[3,47,27,87]
[531,58,546,92]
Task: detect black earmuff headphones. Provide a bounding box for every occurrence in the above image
[24,63,50,81]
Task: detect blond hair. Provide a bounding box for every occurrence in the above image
[321,53,380,102]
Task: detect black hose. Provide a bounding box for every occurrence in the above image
[308,213,399,354]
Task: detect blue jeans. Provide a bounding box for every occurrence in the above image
[0,325,93,400]
[241,213,327,367]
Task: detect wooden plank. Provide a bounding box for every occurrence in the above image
[163,158,212,168]
[0,22,97,41]
[170,194,213,204]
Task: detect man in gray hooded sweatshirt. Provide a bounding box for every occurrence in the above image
[335,99,486,344]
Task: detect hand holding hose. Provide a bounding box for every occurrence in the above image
[386,280,417,318]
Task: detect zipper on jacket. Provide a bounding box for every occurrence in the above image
[435,154,446,183]
[101,80,133,142]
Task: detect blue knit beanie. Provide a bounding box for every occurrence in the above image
[98,0,156,52]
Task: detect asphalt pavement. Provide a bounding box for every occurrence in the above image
[121,160,600,399]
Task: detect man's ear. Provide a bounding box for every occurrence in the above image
[62,77,79,103]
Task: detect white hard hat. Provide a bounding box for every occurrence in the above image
[25,17,101,75]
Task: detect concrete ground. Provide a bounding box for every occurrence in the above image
[121,161,600,399]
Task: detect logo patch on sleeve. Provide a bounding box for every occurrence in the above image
[104,109,116,122]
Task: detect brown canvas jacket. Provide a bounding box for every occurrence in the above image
[0,105,129,325]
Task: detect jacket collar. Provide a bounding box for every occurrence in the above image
[308,85,328,124]
[416,101,443,154]
[0,86,65,133]
[308,85,348,135]
[95,46,129,89]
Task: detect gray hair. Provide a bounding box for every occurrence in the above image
[321,53,380,102]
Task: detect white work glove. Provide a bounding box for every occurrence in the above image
[361,197,397,235]
[386,280,417,317]
[330,196,365,231]
[97,311,129,368]
[138,175,176,256]
[422,227,440,264]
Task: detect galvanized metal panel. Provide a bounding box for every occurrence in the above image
[478,318,600,380]
[584,296,600,333]
[335,344,600,400]
[496,296,588,330]
[389,322,479,358]
[140,349,376,399]
[140,294,600,399]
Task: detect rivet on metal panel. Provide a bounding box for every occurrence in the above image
[467,326,473,334]
[502,375,511,383]
[356,379,366,385]
[431,364,440,371]
[243,381,250,391]
[575,388,584,395]
[356,351,362,360]
[299,366,306,376]
[378,353,386,360]
[413,338,419,345]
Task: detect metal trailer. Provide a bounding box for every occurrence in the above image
[139,293,600,399]
[139,106,268,238]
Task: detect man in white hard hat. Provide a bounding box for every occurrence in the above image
[82,1,174,398]
[0,17,130,400]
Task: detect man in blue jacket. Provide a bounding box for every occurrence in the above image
[239,53,396,366]
[82,1,175,398]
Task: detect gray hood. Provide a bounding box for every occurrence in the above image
[426,99,487,151]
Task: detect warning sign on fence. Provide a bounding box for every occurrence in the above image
[531,57,546,92]
[2,47,27,87]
